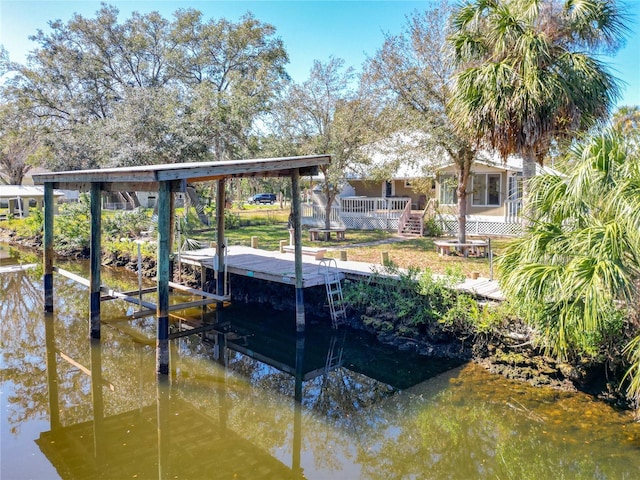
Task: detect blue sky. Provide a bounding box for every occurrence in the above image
[1,0,639,107]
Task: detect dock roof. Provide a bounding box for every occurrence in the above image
[32,155,331,192]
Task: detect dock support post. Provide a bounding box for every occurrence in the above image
[291,169,305,330]
[43,183,54,312]
[216,179,226,304]
[156,181,171,376]
[89,182,102,339]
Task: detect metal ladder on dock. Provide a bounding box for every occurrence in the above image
[319,258,346,328]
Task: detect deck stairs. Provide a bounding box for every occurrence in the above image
[399,213,424,236]
[319,258,346,328]
[397,199,425,237]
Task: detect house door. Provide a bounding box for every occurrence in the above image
[383,181,394,197]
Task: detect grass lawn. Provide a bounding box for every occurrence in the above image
[189,208,515,279]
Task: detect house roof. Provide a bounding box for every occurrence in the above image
[350,131,564,180]
[470,151,564,176]
[0,185,64,200]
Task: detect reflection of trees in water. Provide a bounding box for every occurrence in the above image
[1,269,50,434]
[356,364,640,480]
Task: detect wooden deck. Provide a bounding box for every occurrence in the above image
[179,246,504,301]
[180,246,339,288]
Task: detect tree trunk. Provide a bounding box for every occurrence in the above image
[324,193,335,231]
[521,147,537,230]
[457,167,468,244]
[456,149,474,244]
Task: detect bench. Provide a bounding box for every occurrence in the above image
[434,239,488,257]
[309,227,346,241]
[281,245,327,260]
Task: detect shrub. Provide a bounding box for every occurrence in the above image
[103,207,153,240]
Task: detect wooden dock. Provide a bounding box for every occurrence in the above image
[178,246,504,301]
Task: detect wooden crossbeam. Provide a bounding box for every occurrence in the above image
[168,281,229,302]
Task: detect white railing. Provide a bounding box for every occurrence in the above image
[396,199,413,234]
[302,203,342,227]
[340,196,410,216]
[302,196,411,230]
[505,200,521,223]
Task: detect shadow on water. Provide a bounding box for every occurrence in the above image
[3,243,640,479]
[30,292,463,479]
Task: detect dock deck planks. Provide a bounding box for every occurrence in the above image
[179,246,505,301]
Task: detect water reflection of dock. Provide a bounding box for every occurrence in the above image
[35,286,462,478]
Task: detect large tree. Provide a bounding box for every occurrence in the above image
[2,6,288,169]
[271,58,376,230]
[0,100,48,184]
[366,0,477,243]
[448,0,627,226]
[170,10,289,161]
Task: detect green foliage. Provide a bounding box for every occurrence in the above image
[103,208,153,240]
[103,238,156,258]
[6,7,288,171]
[496,128,640,404]
[422,217,443,237]
[23,208,43,235]
[344,264,498,340]
[441,296,511,336]
[54,196,91,250]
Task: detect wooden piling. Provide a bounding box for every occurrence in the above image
[156,181,171,375]
[89,183,102,339]
[43,183,54,312]
[251,236,258,248]
[381,251,389,265]
[340,250,348,261]
[216,179,226,302]
[291,169,305,332]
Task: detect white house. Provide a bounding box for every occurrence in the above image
[302,139,562,236]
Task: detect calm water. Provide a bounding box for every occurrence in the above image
[2,243,640,479]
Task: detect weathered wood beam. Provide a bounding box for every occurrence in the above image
[156,156,329,182]
[32,156,330,188]
[168,281,229,301]
[44,180,185,193]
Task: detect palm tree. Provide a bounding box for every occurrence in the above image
[448,0,627,226]
[498,128,640,405]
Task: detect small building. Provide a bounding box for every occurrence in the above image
[0,185,64,218]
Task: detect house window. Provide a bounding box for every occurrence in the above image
[439,175,456,205]
[472,173,501,206]
[508,174,522,201]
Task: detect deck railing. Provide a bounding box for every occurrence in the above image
[302,196,411,230]
[504,200,521,223]
[396,199,413,234]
